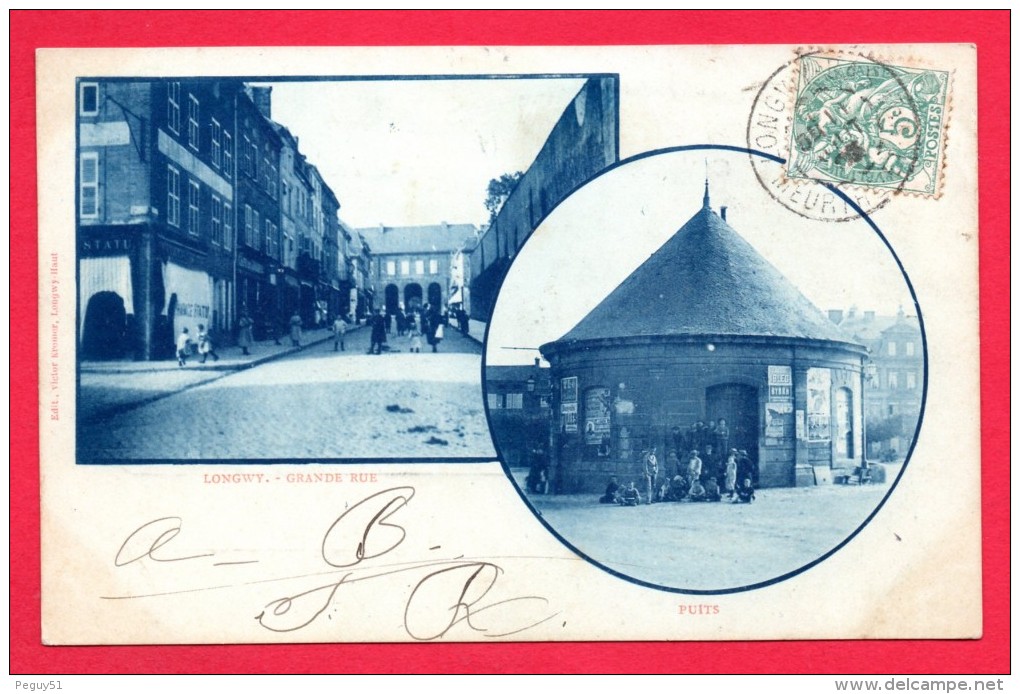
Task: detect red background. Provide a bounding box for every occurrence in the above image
[10,10,1009,674]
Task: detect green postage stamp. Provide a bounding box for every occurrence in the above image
[788,54,950,196]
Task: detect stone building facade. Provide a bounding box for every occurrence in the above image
[76,78,348,359]
[470,77,619,321]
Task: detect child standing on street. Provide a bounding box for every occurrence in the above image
[332,315,347,352]
[197,324,219,363]
[409,327,423,353]
[176,327,191,367]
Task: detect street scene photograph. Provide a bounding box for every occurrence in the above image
[75,74,618,461]
[485,148,925,591]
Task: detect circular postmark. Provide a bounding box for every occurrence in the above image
[747,50,949,222]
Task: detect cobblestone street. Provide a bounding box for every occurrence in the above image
[78,325,495,461]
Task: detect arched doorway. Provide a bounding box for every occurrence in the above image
[706,383,759,479]
[427,282,443,308]
[385,284,400,314]
[81,291,127,360]
[404,283,423,310]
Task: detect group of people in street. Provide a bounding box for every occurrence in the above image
[368,302,447,355]
[599,445,757,507]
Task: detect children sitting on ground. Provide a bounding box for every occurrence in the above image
[688,477,706,502]
[667,474,687,501]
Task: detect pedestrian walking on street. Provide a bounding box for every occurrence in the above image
[197,324,219,363]
[368,309,387,355]
[332,314,347,352]
[289,311,303,347]
[425,303,443,353]
[237,312,255,356]
[176,326,191,367]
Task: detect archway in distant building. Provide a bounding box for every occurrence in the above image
[385,284,400,314]
[404,283,423,310]
[81,291,127,360]
[427,282,443,308]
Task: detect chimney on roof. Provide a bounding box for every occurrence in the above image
[720,206,728,222]
[828,309,844,324]
[864,310,876,322]
[534,357,540,367]
[249,86,272,119]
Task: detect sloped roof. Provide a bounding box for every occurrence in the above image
[552,199,857,345]
[356,223,480,255]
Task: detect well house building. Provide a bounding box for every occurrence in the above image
[539,188,869,493]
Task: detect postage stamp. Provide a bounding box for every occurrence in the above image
[787,54,950,197]
[746,50,951,222]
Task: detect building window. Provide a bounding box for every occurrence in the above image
[429,259,438,274]
[905,341,915,357]
[400,259,410,276]
[505,393,523,410]
[167,82,181,135]
[265,219,278,258]
[906,372,917,390]
[188,180,200,235]
[282,181,290,214]
[188,95,200,150]
[241,135,252,176]
[487,393,503,410]
[385,260,396,276]
[414,259,425,275]
[250,141,259,179]
[223,132,233,177]
[167,165,180,227]
[539,396,550,409]
[244,205,253,247]
[887,341,897,356]
[888,371,898,389]
[79,152,99,218]
[79,82,99,116]
[211,119,222,169]
[223,202,233,250]
[211,195,223,245]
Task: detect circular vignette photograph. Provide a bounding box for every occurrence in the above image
[482,146,925,593]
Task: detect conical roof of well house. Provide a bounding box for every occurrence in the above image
[553,190,856,346]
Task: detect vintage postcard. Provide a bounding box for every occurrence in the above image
[38,43,980,644]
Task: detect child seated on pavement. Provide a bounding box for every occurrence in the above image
[619,481,641,506]
[703,476,722,502]
[735,478,756,504]
[599,476,620,504]
[688,477,706,502]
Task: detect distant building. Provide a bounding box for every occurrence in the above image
[486,361,553,468]
[537,187,868,493]
[357,223,480,314]
[828,307,924,458]
[344,225,373,321]
[470,77,619,322]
